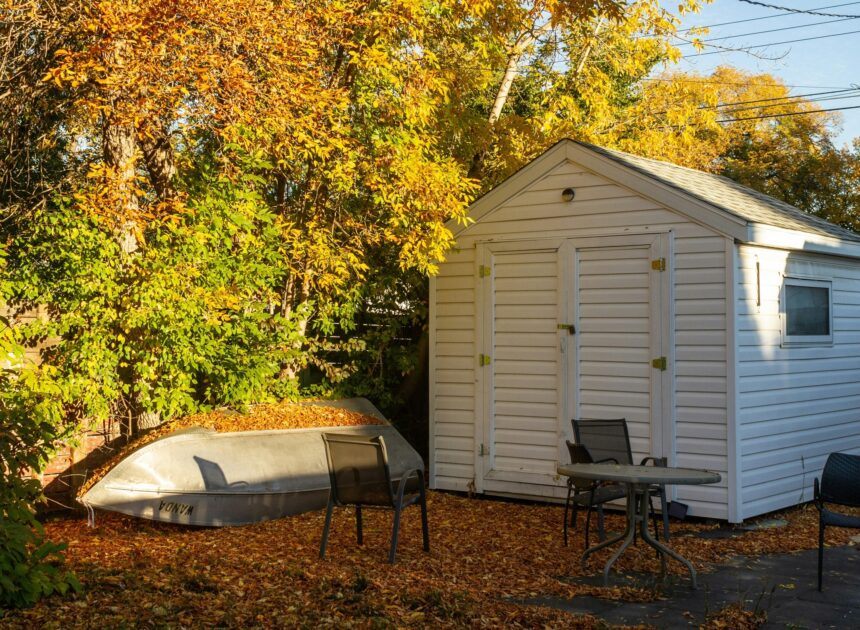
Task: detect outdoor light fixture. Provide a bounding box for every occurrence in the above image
[561,187,576,202]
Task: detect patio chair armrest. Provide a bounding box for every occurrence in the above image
[594,457,619,465]
[395,468,424,505]
[640,456,667,467]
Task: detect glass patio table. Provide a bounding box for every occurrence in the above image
[556,463,721,589]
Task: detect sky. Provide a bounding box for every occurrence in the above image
[665,0,860,147]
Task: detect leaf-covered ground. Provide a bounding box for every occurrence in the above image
[78,402,383,496]
[3,493,858,628]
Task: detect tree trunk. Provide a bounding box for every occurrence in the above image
[140,126,176,200]
[468,21,553,180]
[103,119,139,254]
[104,117,165,430]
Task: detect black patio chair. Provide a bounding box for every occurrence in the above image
[814,452,860,591]
[563,440,627,547]
[319,433,429,564]
[572,418,670,541]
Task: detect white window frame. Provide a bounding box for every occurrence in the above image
[781,276,833,347]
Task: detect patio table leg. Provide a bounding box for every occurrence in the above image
[600,486,638,586]
[579,487,631,569]
[637,489,698,589]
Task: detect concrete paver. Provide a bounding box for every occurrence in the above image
[530,545,860,628]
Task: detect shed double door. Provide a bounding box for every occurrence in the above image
[478,234,671,494]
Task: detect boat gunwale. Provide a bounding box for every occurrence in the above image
[95,484,332,497]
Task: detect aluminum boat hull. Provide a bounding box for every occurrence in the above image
[80,399,423,527]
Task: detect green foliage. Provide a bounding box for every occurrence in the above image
[0,311,81,608]
[7,169,307,426]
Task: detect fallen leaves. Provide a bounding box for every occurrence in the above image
[2,493,858,628]
[702,602,767,629]
[77,401,383,496]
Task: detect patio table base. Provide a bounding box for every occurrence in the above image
[580,482,698,589]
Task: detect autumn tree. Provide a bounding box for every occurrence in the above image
[610,66,860,231]
[7,0,860,606]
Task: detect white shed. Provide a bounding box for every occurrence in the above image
[428,140,860,523]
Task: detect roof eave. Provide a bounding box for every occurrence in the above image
[746,224,860,260]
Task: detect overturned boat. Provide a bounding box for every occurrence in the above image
[80,399,424,527]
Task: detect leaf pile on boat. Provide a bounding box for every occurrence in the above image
[77,401,384,497]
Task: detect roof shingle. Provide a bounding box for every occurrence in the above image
[579,142,860,243]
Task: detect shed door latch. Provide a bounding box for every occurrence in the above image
[651,357,667,371]
[557,323,575,334]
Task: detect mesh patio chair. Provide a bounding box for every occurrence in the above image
[563,440,627,548]
[319,433,429,564]
[814,452,860,591]
[572,418,670,542]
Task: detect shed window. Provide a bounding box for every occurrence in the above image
[782,277,832,345]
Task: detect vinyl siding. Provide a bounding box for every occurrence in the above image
[431,159,731,519]
[736,245,860,520]
[430,247,477,491]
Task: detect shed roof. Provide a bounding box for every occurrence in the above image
[578,141,860,243]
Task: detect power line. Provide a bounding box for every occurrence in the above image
[676,16,858,46]
[685,27,860,57]
[649,88,860,116]
[659,87,860,112]
[737,0,860,18]
[677,1,860,33]
[634,102,860,134]
[721,92,860,114]
[717,103,860,122]
[641,78,853,89]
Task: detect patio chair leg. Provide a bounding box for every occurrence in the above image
[419,486,430,552]
[818,520,825,592]
[596,505,606,542]
[649,494,660,541]
[319,497,334,559]
[389,504,403,564]
[563,484,572,547]
[660,487,670,542]
[647,494,661,558]
[584,504,593,549]
[356,505,363,545]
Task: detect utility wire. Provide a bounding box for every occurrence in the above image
[677,0,860,33]
[651,88,860,115]
[675,16,858,46]
[641,78,852,89]
[685,27,860,57]
[635,103,860,134]
[737,0,860,18]
[717,103,860,122]
[649,88,860,116]
[720,92,860,114]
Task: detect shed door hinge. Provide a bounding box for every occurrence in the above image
[478,265,492,278]
[651,258,666,272]
[479,443,486,456]
[651,356,667,371]
[479,354,492,366]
